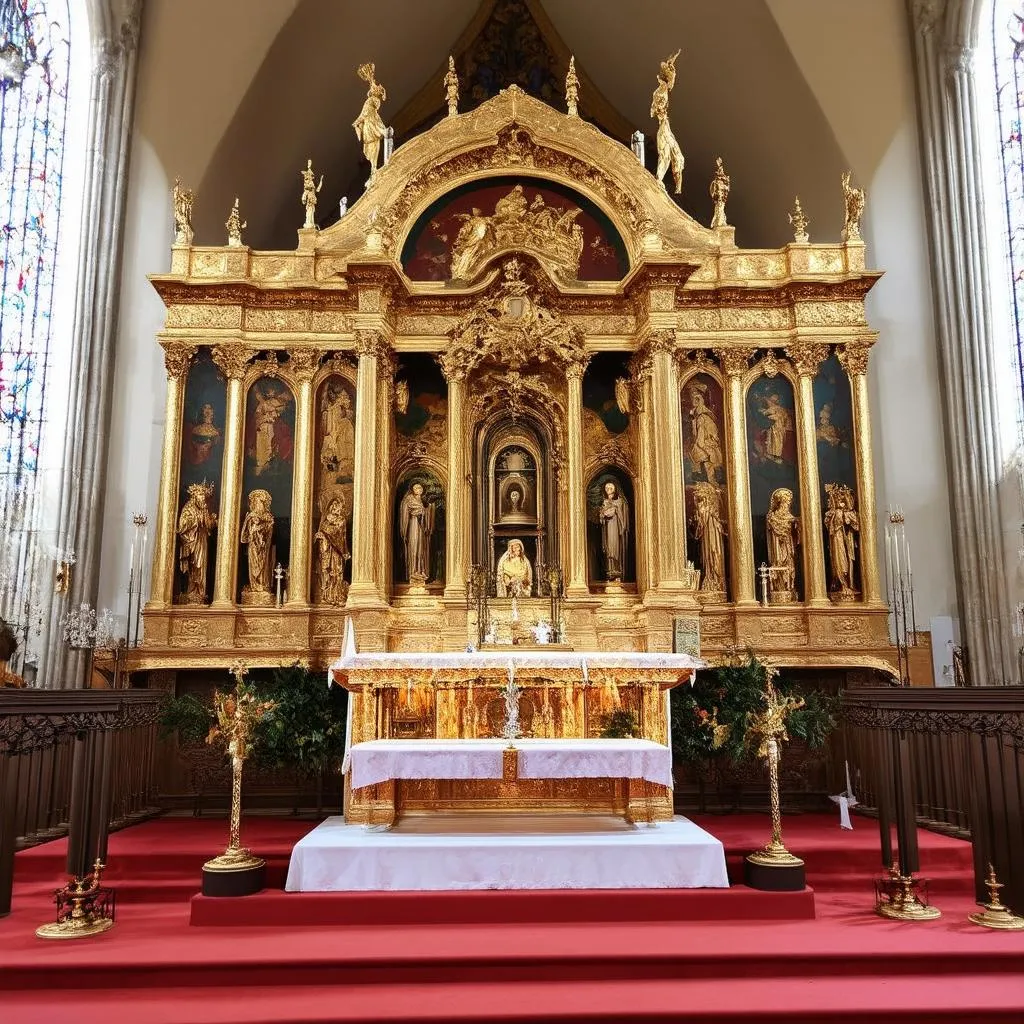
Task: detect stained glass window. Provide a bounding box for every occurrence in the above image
[0,0,72,668]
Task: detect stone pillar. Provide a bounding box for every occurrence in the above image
[40,0,143,687]
[787,342,829,607]
[909,2,1015,681]
[348,330,387,605]
[565,360,590,598]
[647,332,688,588]
[839,342,882,605]
[150,343,195,607]
[210,346,250,608]
[443,370,469,600]
[715,347,757,605]
[286,349,318,605]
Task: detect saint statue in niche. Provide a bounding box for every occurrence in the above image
[691,482,726,598]
[766,487,800,601]
[758,393,793,463]
[399,481,435,586]
[176,482,217,604]
[239,489,274,604]
[314,496,350,606]
[496,539,533,597]
[599,480,630,582]
[320,385,355,477]
[250,384,291,476]
[186,403,223,466]
[686,382,722,481]
[824,483,859,599]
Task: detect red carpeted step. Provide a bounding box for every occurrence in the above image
[188,884,816,927]
[5,973,1024,1024]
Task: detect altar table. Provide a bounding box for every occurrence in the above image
[349,738,674,791]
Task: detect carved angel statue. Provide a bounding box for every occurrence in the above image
[614,376,631,415]
[171,178,194,245]
[691,482,727,597]
[177,482,216,603]
[353,62,388,183]
[300,159,324,230]
[444,55,459,117]
[709,157,729,229]
[766,487,800,600]
[841,171,866,242]
[650,50,684,194]
[565,55,580,118]
[314,496,350,606]
[225,197,247,247]
[239,489,274,601]
[824,483,860,597]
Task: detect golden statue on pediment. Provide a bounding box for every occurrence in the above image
[448,184,584,281]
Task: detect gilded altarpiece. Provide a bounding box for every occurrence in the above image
[137,85,895,677]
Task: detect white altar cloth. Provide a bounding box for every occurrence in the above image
[285,814,730,891]
[349,738,673,791]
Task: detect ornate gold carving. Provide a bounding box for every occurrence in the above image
[830,616,870,646]
[709,157,729,228]
[162,342,197,380]
[288,348,319,381]
[354,63,388,183]
[759,350,782,378]
[211,345,251,381]
[841,171,866,243]
[176,482,217,605]
[239,489,274,605]
[789,196,810,243]
[354,329,391,361]
[225,198,246,247]
[794,300,866,327]
[565,55,580,118]
[448,184,584,282]
[166,304,241,330]
[172,179,194,246]
[720,306,793,331]
[169,618,208,648]
[785,341,830,377]
[677,308,721,332]
[246,308,309,333]
[824,483,860,601]
[444,56,459,117]
[714,346,758,377]
[837,342,870,377]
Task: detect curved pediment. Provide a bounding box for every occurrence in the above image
[315,86,719,272]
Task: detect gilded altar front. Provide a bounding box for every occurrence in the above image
[135,80,895,679]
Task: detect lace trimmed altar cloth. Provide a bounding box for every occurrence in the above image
[349,738,673,791]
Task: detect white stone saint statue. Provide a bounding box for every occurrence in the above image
[399,481,434,586]
[599,480,630,582]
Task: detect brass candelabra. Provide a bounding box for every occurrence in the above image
[36,859,114,940]
[968,864,1024,930]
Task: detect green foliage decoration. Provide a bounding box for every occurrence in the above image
[669,650,837,767]
[599,709,639,738]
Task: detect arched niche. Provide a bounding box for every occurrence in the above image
[175,349,226,603]
[474,411,557,592]
[586,466,636,590]
[401,175,629,283]
[312,371,357,604]
[745,371,801,602]
[393,468,446,590]
[239,376,295,602]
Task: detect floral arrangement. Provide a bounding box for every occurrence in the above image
[670,649,835,767]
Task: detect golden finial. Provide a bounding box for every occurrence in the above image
[841,171,865,242]
[171,178,195,245]
[788,196,809,243]
[565,55,580,118]
[444,56,459,117]
[225,197,247,247]
[300,159,324,230]
[709,156,729,228]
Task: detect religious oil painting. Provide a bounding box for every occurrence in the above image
[394,354,447,450]
[240,377,296,594]
[586,468,635,587]
[401,175,628,282]
[178,351,227,513]
[392,469,446,588]
[745,374,801,596]
[494,446,538,525]
[312,374,357,601]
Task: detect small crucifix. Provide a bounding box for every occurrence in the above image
[274,563,285,607]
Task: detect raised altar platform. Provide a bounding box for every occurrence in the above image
[285,814,729,892]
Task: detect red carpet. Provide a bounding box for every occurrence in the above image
[2,813,1021,1023]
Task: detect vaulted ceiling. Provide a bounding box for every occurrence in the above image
[136,0,913,252]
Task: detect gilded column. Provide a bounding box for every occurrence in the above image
[839,342,881,604]
[376,348,396,596]
[647,331,687,588]
[211,345,250,608]
[565,358,590,598]
[349,329,387,605]
[715,347,757,605]
[787,342,830,607]
[629,353,656,591]
[286,349,318,605]
[442,367,469,600]
[151,342,195,607]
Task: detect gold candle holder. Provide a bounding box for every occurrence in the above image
[968,865,1024,930]
[876,865,941,921]
[37,859,114,940]
[745,737,804,869]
